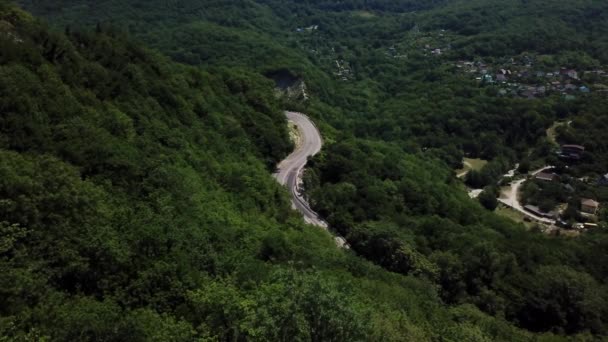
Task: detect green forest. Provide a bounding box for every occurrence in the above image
[3,0,608,340]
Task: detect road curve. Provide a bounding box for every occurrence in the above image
[274,111,348,247]
[498,166,556,225]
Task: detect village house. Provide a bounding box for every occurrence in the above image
[535,172,558,182]
[559,144,585,160]
[562,144,585,153]
[550,81,562,90]
[581,198,600,215]
[524,205,557,219]
[563,69,579,79]
[536,86,546,95]
[456,59,601,102]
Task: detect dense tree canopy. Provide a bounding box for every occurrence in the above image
[5,0,608,339]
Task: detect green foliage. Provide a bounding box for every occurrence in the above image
[466,158,512,189]
[478,187,499,211]
[188,269,371,341]
[423,0,608,63]
[305,137,608,335]
[516,265,608,334]
[0,5,561,341]
[7,0,608,339]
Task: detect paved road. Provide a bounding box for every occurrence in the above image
[274,111,348,247]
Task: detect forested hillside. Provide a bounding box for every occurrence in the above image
[0,3,569,341]
[423,0,608,62]
[8,0,608,340]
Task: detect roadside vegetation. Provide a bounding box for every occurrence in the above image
[7,0,608,339]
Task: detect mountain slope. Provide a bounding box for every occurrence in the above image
[0,4,555,341]
[6,0,608,339]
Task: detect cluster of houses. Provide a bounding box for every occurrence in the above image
[524,204,558,220]
[386,31,451,59]
[567,199,601,230]
[410,29,453,57]
[334,59,353,81]
[526,158,604,230]
[524,196,600,231]
[455,59,605,99]
[524,199,599,227]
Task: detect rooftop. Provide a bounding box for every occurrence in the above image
[562,144,585,150]
[581,198,599,208]
[535,172,556,181]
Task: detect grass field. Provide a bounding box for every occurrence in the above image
[496,205,536,229]
[456,158,488,177]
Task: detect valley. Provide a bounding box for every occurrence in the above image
[2,0,608,340]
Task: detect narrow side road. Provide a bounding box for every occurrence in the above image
[274,111,348,247]
[498,166,555,224]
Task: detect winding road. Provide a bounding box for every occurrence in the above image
[274,111,348,247]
